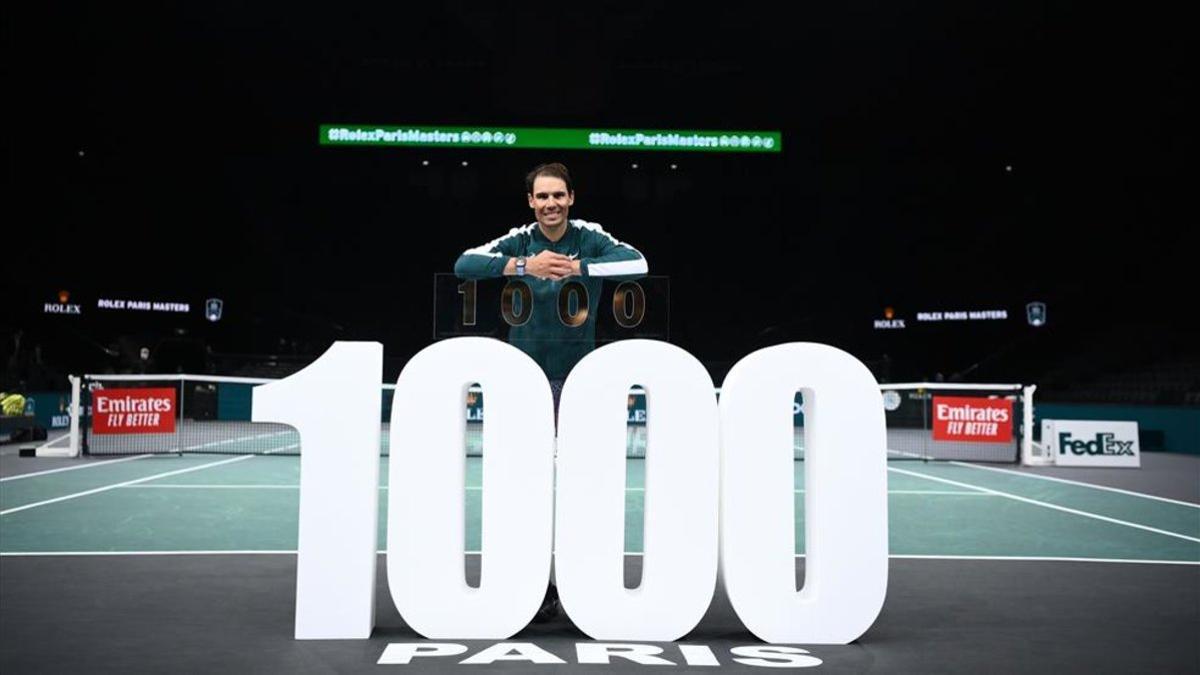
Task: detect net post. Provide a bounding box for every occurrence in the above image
[32,375,83,457]
[177,379,186,456]
[920,386,930,462]
[1020,384,1052,466]
[81,376,91,456]
[68,375,81,457]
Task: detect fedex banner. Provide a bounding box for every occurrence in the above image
[1042,419,1140,468]
[91,388,176,434]
[931,396,1013,442]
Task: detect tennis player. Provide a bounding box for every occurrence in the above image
[454,162,648,621]
[454,162,648,409]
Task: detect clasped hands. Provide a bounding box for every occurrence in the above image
[525,250,580,281]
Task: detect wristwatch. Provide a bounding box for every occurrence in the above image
[515,256,527,276]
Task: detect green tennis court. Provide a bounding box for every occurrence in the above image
[3,456,1196,562]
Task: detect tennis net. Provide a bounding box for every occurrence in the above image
[67,374,1031,462]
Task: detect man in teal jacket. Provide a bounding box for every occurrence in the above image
[454,162,647,623]
[454,162,648,384]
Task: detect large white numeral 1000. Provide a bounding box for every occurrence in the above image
[253,338,887,645]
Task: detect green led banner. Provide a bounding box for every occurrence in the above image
[319,125,781,153]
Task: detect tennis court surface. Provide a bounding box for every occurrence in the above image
[2,446,1197,673]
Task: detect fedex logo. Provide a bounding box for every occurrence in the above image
[1059,432,1135,456]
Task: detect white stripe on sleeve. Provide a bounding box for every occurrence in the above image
[573,220,648,276]
[462,223,537,257]
[588,259,649,276]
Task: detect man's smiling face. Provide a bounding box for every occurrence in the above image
[528,175,574,233]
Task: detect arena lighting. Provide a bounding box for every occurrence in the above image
[320,125,782,153]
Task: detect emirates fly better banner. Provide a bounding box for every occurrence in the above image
[91,388,176,434]
[931,396,1013,442]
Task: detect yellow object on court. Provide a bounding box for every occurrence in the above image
[1,393,26,416]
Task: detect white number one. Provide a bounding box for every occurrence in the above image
[252,341,383,639]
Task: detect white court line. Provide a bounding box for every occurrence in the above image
[116,485,991,497]
[184,431,292,452]
[889,554,1200,566]
[948,460,1200,509]
[0,454,152,482]
[0,455,256,516]
[0,550,297,556]
[883,490,993,496]
[119,484,300,489]
[889,466,1200,544]
[2,551,1196,565]
[633,488,990,495]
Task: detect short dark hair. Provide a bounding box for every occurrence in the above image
[525,163,573,194]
